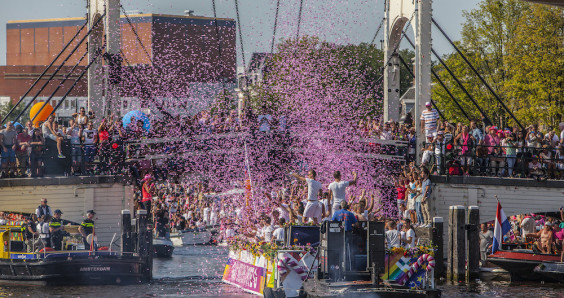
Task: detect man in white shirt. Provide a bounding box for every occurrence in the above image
[401,219,416,249]
[328,170,357,215]
[262,217,274,241]
[292,169,323,224]
[385,220,400,249]
[272,218,286,242]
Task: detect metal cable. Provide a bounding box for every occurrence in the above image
[370,18,385,45]
[296,0,304,40]
[234,0,246,68]
[270,0,281,53]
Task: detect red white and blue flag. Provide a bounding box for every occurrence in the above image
[492,201,511,254]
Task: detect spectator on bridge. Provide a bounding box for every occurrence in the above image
[454,126,476,176]
[502,132,518,177]
[82,121,98,174]
[545,129,559,148]
[29,128,44,177]
[67,119,83,174]
[470,121,483,143]
[41,115,65,159]
[420,168,433,228]
[540,145,556,179]
[420,102,440,137]
[0,121,19,178]
[15,126,31,177]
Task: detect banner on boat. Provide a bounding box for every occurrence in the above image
[222,257,267,295]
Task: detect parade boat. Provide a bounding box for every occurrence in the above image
[0,211,153,286]
[170,228,214,247]
[487,249,561,282]
[222,223,440,297]
[534,262,564,282]
[153,237,174,258]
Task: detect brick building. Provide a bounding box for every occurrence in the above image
[1,13,236,117]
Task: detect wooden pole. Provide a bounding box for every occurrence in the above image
[432,217,445,278]
[448,205,465,281]
[467,206,480,280]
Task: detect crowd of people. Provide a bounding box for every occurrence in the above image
[133,168,425,251]
[479,210,564,265]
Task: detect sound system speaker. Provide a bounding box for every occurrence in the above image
[367,221,386,280]
[319,221,344,280]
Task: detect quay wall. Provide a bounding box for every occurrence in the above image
[0,176,134,245]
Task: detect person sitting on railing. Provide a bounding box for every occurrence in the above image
[41,115,65,159]
[420,101,440,137]
[15,125,31,178]
[454,125,476,176]
[540,145,556,179]
[545,129,560,148]
[528,155,545,180]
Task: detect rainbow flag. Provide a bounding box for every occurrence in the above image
[381,253,413,281]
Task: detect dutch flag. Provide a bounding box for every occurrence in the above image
[492,201,511,254]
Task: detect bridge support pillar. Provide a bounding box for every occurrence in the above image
[447,205,465,282]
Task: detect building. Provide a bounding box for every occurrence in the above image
[1,12,236,120]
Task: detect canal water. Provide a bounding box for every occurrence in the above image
[1,246,564,297]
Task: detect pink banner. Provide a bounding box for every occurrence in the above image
[222,258,266,295]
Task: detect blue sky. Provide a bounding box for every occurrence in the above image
[0,0,482,66]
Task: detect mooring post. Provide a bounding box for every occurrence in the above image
[432,217,444,278]
[121,210,132,254]
[137,210,147,257]
[467,206,480,280]
[448,205,465,281]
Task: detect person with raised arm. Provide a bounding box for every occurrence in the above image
[291,169,323,224]
[328,171,357,216]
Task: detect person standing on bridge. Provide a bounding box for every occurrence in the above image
[327,171,357,216]
[291,169,323,224]
[141,175,155,213]
[420,102,440,137]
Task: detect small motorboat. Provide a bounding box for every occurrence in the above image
[153,237,174,258]
[170,228,213,247]
[487,249,561,282]
[534,262,564,282]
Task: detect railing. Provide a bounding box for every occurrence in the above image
[423,142,564,179]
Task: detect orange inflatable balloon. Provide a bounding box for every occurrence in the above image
[30,102,54,127]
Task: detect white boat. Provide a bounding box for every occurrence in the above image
[170,229,213,247]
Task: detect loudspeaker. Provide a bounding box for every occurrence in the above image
[367,221,386,277]
[319,221,344,280]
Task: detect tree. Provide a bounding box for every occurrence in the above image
[0,101,29,125]
[432,0,563,128]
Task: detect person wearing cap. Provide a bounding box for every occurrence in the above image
[420,102,440,137]
[79,210,96,250]
[540,144,556,178]
[49,209,65,250]
[141,175,155,212]
[528,155,544,180]
[23,216,39,252]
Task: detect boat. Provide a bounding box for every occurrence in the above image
[0,215,153,286]
[487,249,561,282]
[170,228,213,247]
[153,237,174,258]
[534,262,564,282]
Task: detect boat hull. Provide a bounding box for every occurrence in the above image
[170,230,213,246]
[153,238,174,258]
[534,262,564,282]
[0,252,149,286]
[487,250,560,282]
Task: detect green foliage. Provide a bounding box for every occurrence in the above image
[0,101,29,125]
[432,0,563,128]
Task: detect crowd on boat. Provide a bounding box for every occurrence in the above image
[0,198,96,252]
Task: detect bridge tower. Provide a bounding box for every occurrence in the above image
[87,0,121,119]
[384,0,432,162]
